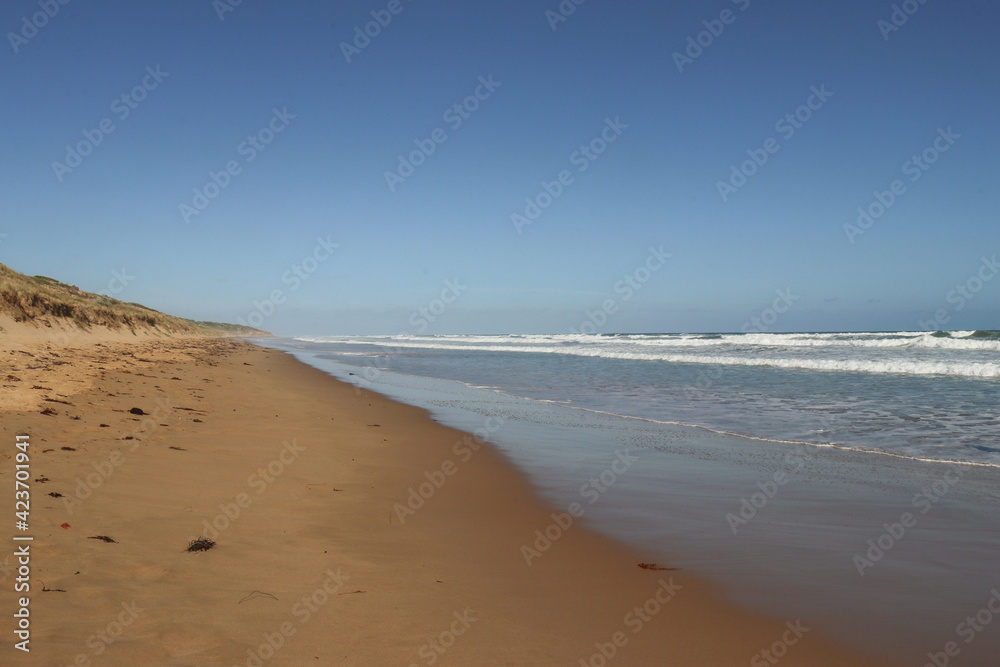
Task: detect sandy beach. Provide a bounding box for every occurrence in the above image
[6,0,997,662]
[0,319,898,665]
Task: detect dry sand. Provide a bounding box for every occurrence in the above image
[0,319,896,665]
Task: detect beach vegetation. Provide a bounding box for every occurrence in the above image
[0,262,268,336]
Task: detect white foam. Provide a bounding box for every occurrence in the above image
[293,333,1000,379]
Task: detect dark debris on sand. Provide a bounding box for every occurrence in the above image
[187,538,216,552]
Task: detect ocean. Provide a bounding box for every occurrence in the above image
[282,331,1000,466]
[256,331,1000,663]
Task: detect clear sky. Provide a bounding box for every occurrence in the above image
[2,0,998,335]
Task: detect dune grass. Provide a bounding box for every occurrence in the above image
[0,263,268,336]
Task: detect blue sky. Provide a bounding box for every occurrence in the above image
[1,0,997,335]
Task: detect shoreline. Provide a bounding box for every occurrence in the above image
[265,338,1000,665]
[0,331,898,665]
[286,342,1000,471]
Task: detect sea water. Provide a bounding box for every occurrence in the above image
[284,331,1000,466]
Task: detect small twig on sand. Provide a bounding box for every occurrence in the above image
[638,562,676,571]
[239,590,278,604]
